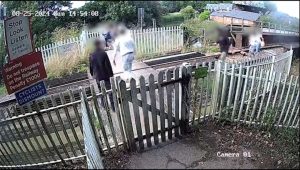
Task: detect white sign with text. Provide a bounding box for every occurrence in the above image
[4,16,33,60]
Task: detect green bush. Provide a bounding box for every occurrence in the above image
[181,18,220,47]
[180,6,195,20]
[161,12,184,26]
[198,10,210,21]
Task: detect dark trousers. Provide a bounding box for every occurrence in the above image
[97,80,116,112]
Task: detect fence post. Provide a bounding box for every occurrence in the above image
[81,88,104,169]
[80,26,88,53]
[287,46,293,75]
[180,66,192,134]
[270,55,275,78]
[211,60,221,118]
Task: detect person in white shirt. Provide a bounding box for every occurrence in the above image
[113,26,136,81]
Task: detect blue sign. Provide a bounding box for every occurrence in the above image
[15,81,47,105]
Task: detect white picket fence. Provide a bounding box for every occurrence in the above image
[35,37,81,64]
[37,26,184,65]
[130,26,184,56]
[227,49,293,80]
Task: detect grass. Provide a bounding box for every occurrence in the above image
[0,84,7,96]
[45,44,92,80]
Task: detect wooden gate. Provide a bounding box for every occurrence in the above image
[117,67,192,151]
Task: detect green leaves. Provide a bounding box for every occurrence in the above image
[194,67,208,79]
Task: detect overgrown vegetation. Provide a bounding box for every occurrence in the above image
[181,18,220,52]
[198,10,210,21]
[51,23,81,42]
[45,43,92,80]
[161,12,184,26]
[180,5,196,20]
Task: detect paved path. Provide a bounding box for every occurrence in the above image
[125,136,256,169]
[106,50,158,81]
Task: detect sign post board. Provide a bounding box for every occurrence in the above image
[4,16,34,60]
[2,51,47,94]
[15,81,47,105]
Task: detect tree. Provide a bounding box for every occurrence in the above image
[263,1,277,13]
[198,10,210,21]
[180,6,196,20]
[3,1,73,47]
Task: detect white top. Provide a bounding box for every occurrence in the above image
[113,32,135,59]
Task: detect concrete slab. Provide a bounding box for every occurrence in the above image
[125,134,257,169]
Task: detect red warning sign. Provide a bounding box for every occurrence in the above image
[2,51,47,94]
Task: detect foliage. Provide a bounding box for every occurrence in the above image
[181,18,220,47]
[0,85,7,96]
[79,1,162,28]
[46,46,90,79]
[3,1,78,47]
[180,6,196,20]
[198,10,210,21]
[259,13,299,32]
[51,23,81,42]
[161,1,230,13]
[161,12,184,26]
[263,1,277,12]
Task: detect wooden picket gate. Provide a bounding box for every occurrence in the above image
[116,67,192,151]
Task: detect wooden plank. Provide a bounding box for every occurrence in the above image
[40,99,70,158]
[158,71,166,142]
[231,64,243,122]
[271,73,283,109]
[59,93,84,155]
[149,74,159,145]
[226,64,235,117]
[287,90,300,127]
[110,77,127,147]
[139,76,152,147]
[282,77,298,125]
[130,79,144,151]
[218,63,228,119]
[90,86,111,153]
[276,76,294,126]
[174,67,180,137]
[249,71,264,126]
[99,81,119,150]
[243,68,257,123]
[237,66,250,122]
[18,106,50,162]
[256,70,271,124]
[166,70,173,140]
[273,76,288,125]
[291,107,299,127]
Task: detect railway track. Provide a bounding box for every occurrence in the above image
[0,44,284,107]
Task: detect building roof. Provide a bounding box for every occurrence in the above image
[205,3,233,11]
[210,10,261,21]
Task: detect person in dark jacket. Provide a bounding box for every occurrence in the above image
[89,39,115,112]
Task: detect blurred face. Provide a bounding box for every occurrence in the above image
[95,41,104,50]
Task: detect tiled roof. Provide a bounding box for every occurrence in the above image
[211,10,261,21]
[205,3,233,11]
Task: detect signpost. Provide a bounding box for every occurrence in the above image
[4,16,34,60]
[2,51,47,94]
[2,15,47,105]
[15,81,47,105]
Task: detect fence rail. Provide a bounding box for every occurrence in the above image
[37,26,184,65]
[0,49,298,167]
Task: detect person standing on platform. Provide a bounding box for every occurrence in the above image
[113,26,136,82]
[89,39,115,112]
